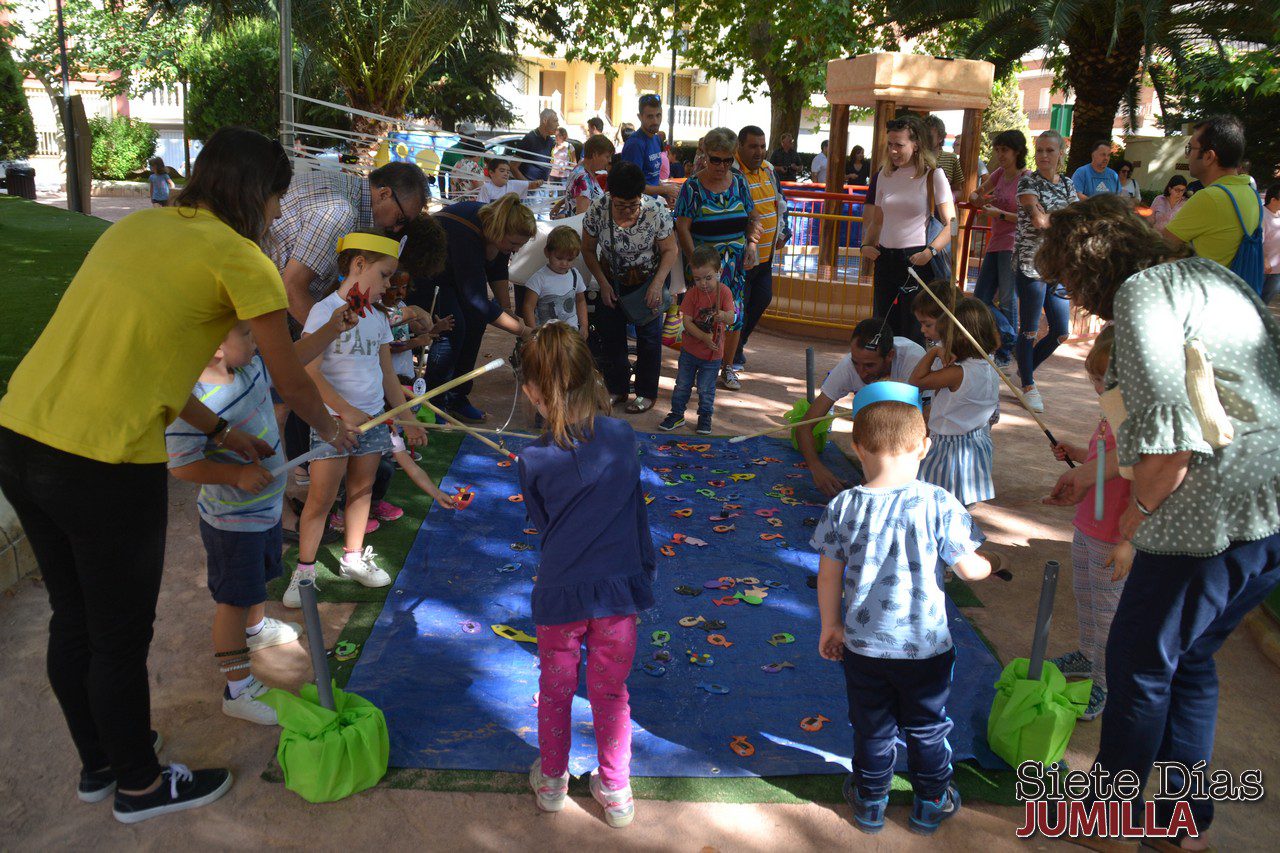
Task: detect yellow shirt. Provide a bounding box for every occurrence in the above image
[1167,175,1261,268]
[0,207,288,463]
[735,156,781,264]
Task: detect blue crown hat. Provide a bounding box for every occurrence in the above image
[851,381,922,417]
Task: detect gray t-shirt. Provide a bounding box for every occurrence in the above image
[526,265,586,328]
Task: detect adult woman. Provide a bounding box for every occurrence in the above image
[582,161,678,413]
[674,126,762,392]
[845,145,871,186]
[1039,195,1280,850]
[969,129,1028,370]
[1148,175,1188,233]
[1012,129,1075,412]
[860,116,955,345]
[0,127,356,822]
[1264,183,1280,305]
[1116,161,1141,199]
[422,194,536,423]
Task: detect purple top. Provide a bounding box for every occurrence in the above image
[985,167,1025,254]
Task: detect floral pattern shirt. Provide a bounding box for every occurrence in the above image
[583,194,673,276]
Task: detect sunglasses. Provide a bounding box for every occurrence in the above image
[639,95,662,108]
[707,155,735,166]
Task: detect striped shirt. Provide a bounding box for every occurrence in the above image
[734,157,786,263]
[263,171,373,299]
[165,355,285,531]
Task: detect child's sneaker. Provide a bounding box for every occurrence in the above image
[1080,683,1107,721]
[658,413,684,432]
[528,758,569,812]
[340,547,391,588]
[372,500,404,522]
[246,617,301,652]
[718,367,741,391]
[221,677,278,726]
[78,731,163,803]
[1049,649,1093,678]
[328,510,379,535]
[282,565,318,609]
[589,768,634,828]
[910,784,961,835]
[696,414,713,435]
[843,775,888,834]
[112,764,233,824]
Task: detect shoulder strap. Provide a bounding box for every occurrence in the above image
[434,210,483,237]
[926,167,937,218]
[1215,184,1265,238]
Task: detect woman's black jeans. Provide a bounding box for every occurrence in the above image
[872,246,930,346]
[591,295,663,400]
[0,428,165,790]
[424,285,487,410]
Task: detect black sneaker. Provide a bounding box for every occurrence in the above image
[696,415,713,435]
[658,413,684,432]
[112,764,233,824]
[78,730,163,803]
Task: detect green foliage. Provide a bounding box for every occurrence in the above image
[185,17,279,140]
[409,37,521,130]
[980,74,1030,164]
[87,116,158,180]
[0,39,36,161]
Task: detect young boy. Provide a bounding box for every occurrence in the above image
[522,225,588,335]
[659,244,735,435]
[811,381,993,836]
[477,158,545,203]
[165,307,354,726]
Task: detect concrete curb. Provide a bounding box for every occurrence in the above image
[0,492,39,592]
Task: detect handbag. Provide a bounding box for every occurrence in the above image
[604,195,665,325]
[924,167,954,283]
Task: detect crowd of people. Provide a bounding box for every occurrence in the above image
[1,90,1278,846]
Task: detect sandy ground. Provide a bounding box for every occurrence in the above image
[4,209,1279,848]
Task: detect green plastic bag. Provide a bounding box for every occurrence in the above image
[261,683,390,803]
[987,659,1092,769]
[785,398,834,453]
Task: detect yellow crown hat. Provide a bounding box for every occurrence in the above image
[336,232,406,258]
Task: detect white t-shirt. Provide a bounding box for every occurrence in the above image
[928,359,999,435]
[478,179,534,204]
[1263,206,1280,273]
[303,291,392,416]
[810,152,829,185]
[867,167,952,249]
[525,265,587,328]
[820,337,926,402]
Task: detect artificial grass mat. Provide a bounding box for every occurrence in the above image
[0,197,110,393]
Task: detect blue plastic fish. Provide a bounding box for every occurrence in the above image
[697,682,729,695]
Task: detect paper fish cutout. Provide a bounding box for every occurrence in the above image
[492,624,537,644]
[768,632,796,647]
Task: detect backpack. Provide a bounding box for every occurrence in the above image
[1214,184,1265,295]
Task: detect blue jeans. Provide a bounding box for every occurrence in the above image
[669,349,720,418]
[1096,530,1280,832]
[973,250,1017,362]
[1014,271,1070,389]
[1262,273,1280,306]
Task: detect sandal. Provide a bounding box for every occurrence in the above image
[610,393,629,406]
[626,397,654,414]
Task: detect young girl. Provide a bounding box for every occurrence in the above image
[911,296,1001,506]
[283,231,427,605]
[550,127,575,182]
[910,277,956,347]
[518,323,655,828]
[1042,327,1131,720]
[148,157,175,207]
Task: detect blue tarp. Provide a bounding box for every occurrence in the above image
[346,433,1005,777]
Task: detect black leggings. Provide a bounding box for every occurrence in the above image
[872,246,930,346]
[0,428,165,789]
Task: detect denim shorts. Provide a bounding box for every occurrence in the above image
[199,519,284,607]
[309,423,394,460]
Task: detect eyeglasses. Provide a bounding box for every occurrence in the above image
[611,198,642,213]
[389,187,413,229]
[706,155,735,166]
[639,94,662,109]
[1184,142,1201,157]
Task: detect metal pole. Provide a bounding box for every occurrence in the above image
[297,579,336,710]
[666,0,677,144]
[1027,560,1060,682]
[805,347,816,403]
[279,0,295,149]
[54,0,81,213]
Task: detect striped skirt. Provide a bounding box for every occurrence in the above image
[919,427,995,507]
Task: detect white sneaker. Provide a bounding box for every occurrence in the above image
[1021,387,1045,413]
[589,768,634,828]
[221,677,278,726]
[529,758,570,813]
[282,565,317,609]
[340,546,391,588]
[246,617,301,652]
[718,368,741,392]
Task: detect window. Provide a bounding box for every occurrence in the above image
[674,74,693,107]
[1038,87,1050,111]
[634,72,662,96]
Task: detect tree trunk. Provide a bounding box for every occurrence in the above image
[765,75,807,154]
[1061,21,1145,173]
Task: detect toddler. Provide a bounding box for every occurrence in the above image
[659,244,735,435]
[149,157,175,207]
[521,225,588,334]
[477,158,545,204]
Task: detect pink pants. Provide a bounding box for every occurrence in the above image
[535,614,637,790]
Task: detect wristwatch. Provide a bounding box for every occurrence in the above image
[205,416,228,438]
[927,246,938,257]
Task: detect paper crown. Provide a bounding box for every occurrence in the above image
[851,381,921,417]
[336,232,404,258]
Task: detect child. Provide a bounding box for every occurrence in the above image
[1042,327,1131,720]
[385,273,453,383]
[910,278,957,347]
[813,381,992,835]
[522,225,588,335]
[659,244,735,435]
[284,231,428,607]
[911,296,1001,507]
[518,323,655,828]
[149,157,175,207]
[550,127,575,181]
[477,158,545,204]
[450,153,485,200]
[165,307,356,725]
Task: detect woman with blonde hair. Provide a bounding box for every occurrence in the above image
[422,193,537,422]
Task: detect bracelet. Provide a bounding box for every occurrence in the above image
[1134,496,1155,517]
[324,419,343,444]
[213,424,233,448]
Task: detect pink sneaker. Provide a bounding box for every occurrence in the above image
[328,511,380,535]
[372,500,404,522]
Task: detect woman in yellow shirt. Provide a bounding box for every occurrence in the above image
[0,127,356,823]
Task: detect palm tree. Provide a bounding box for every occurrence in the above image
[888,0,1277,172]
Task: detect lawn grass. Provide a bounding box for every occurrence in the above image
[0,197,110,393]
